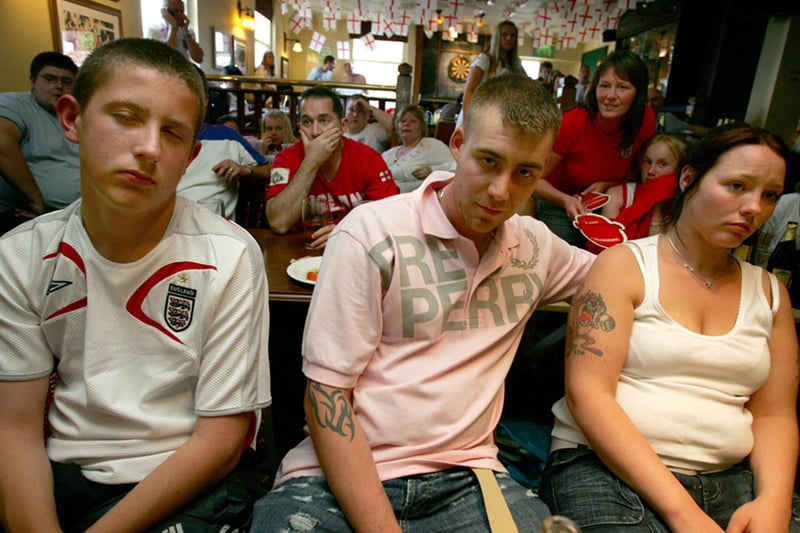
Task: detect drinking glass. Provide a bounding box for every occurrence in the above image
[301,197,331,249]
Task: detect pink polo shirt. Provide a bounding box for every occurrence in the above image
[274,172,594,485]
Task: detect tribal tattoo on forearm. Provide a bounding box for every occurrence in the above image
[308,382,356,442]
[567,286,616,358]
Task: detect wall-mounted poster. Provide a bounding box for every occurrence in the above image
[50,0,123,66]
[532,45,555,58]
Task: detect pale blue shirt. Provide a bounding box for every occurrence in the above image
[307,66,332,82]
[0,91,80,211]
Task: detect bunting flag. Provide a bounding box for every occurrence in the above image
[565,11,579,33]
[346,11,361,33]
[355,0,367,19]
[539,27,554,47]
[396,9,411,28]
[309,31,326,53]
[396,19,410,36]
[361,32,377,51]
[466,23,478,43]
[606,7,623,29]
[536,7,554,28]
[586,19,603,40]
[577,5,595,27]
[280,0,289,15]
[415,0,436,24]
[382,19,396,38]
[372,12,384,30]
[448,0,463,18]
[350,0,627,47]
[323,12,337,31]
[288,13,304,34]
[427,17,439,33]
[337,40,350,57]
[443,12,458,28]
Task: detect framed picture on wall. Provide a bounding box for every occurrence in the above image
[49,0,123,66]
[281,56,289,79]
[234,37,247,73]
[213,28,233,69]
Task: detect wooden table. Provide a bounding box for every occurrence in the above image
[246,228,318,462]
[248,228,317,303]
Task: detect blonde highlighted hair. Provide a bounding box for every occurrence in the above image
[261,109,296,146]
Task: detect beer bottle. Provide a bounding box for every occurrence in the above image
[766,221,798,287]
[732,232,757,263]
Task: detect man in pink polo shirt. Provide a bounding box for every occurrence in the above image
[252,75,595,531]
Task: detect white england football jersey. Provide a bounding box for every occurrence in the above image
[0,198,271,483]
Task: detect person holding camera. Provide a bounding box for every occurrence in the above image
[147,0,204,64]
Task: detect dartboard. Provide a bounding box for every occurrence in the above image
[448,56,470,82]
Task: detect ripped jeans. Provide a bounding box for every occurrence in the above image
[250,467,550,532]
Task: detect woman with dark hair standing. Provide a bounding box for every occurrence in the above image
[457,20,527,127]
[533,50,657,245]
[542,123,799,531]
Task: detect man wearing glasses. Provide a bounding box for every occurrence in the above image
[0,52,79,234]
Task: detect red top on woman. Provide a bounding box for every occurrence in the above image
[545,106,657,196]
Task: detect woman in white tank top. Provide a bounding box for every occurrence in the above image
[541,123,799,531]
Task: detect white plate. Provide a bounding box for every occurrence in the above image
[287,256,322,286]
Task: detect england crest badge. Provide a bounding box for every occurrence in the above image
[165,283,196,332]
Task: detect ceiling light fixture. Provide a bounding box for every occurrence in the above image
[436,9,444,24]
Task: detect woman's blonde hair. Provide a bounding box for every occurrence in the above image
[261,109,296,146]
[394,105,428,140]
[640,133,688,167]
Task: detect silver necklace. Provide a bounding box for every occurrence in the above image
[666,235,732,289]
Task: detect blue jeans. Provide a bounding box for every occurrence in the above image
[251,468,550,532]
[540,446,800,531]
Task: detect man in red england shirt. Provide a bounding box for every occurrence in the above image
[266,87,398,248]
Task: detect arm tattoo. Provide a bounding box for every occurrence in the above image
[567,288,616,358]
[308,382,356,442]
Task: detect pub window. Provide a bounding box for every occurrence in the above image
[253,11,272,74]
[348,39,404,104]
